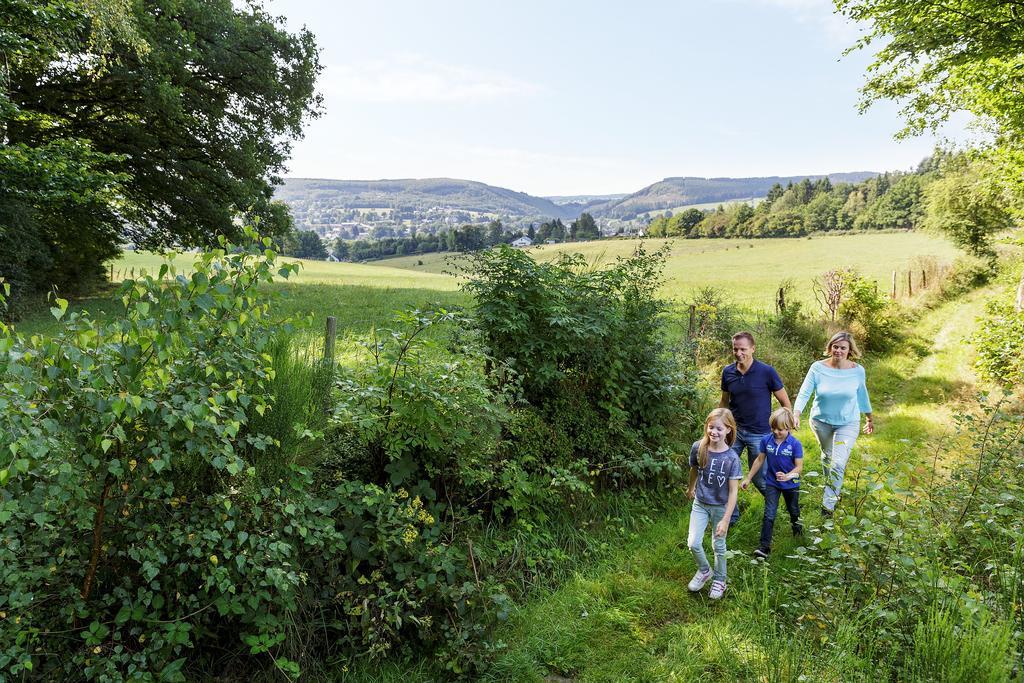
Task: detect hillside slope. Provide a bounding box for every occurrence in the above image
[276,177,580,227]
[590,172,878,219]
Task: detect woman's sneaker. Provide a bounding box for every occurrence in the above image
[687,568,712,592]
[709,580,727,600]
[792,521,804,536]
[752,547,770,559]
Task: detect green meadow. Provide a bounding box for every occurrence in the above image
[371,232,959,308]
[16,232,957,339]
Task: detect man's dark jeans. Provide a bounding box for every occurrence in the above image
[759,485,800,551]
[730,429,768,524]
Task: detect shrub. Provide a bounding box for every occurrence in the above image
[462,245,698,490]
[838,272,901,353]
[687,286,739,367]
[779,399,1024,674]
[972,298,1024,387]
[0,231,309,678]
[331,306,508,494]
[939,254,993,299]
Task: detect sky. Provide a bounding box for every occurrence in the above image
[266,0,974,197]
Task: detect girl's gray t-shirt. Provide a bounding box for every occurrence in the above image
[689,441,742,506]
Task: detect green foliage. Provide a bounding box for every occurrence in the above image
[1,0,322,306]
[288,230,329,260]
[938,255,993,300]
[0,230,306,678]
[838,271,900,353]
[901,606,1014,682]
[687,286,739,366]
[332,307,507,492]
[780,400,1023,674]
[922,158,1014,262]
[973,298,1024,387]
[463,245,697,442]
[837,0,1024,216]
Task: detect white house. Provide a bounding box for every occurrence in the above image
[511,236,533,247]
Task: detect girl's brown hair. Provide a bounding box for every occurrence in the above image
[697,408,737,468]
[823,331,862,360]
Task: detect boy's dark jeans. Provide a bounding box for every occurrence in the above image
[759,485,800,550]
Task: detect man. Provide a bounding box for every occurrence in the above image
[720,331,791,523]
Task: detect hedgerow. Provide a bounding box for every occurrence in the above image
[1,236,696,679]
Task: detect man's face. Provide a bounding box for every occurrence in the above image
[732,338,754,365]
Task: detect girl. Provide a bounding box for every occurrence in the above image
[686,407,742,599]
[793,331,874,516]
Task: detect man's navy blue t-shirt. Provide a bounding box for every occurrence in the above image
[721,360,784,433]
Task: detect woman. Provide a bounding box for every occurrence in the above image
[793,331,873,515]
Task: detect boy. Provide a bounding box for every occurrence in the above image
[741,407,803,558]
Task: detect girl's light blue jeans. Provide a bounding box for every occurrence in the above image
[688,499,728,582]
[810,418,860,511]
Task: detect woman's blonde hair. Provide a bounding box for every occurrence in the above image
[769,407,796,431]
[823,331,862,360]
[697,408,737,468]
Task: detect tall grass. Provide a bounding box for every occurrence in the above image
[247,331,335,481]
[901,606,1014,682]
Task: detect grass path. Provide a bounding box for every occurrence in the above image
[483,289,993,682]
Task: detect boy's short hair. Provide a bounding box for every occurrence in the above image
[769,407,796,431]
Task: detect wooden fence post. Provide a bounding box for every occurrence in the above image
[110,263,114,282]
[891,271,897,299]
[324,316,337,364]
[687,305,696,339]
[921,269,927,289]
[907,271,913,297]
[776,287,786,314]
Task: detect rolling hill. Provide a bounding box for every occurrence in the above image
[274,172,879,230]
[587,172,878,220]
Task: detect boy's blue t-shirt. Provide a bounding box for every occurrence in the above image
[721,360,785,433]
[758,433,803,490]
[689,441,743,506]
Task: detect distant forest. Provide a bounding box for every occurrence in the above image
[645,155,945,239]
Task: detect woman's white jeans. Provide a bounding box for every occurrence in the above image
[810,418,860,511]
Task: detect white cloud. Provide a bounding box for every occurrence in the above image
[744,0,865,45]
[320,54,542,104]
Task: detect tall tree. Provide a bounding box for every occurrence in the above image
[2,0,321,308]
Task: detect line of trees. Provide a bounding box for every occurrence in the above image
[283,213,604,262]
[646,162,943,239]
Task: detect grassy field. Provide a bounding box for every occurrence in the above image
[15,232,958,339]
[376,232,959,309]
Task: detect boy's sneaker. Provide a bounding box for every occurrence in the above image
[687,568,712,592]
[752,547,770,559]
[709,580,727,600]
[792,522,804,536]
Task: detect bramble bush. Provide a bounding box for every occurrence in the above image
[0,231,308,678]
[0,235,493,680]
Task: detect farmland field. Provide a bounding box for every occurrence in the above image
[16,232,958,338]
[375,232,960,308]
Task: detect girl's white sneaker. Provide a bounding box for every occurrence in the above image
[687,568,712,591]
[709,580,727,599]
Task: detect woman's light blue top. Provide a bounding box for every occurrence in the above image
[794,361,872,426]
